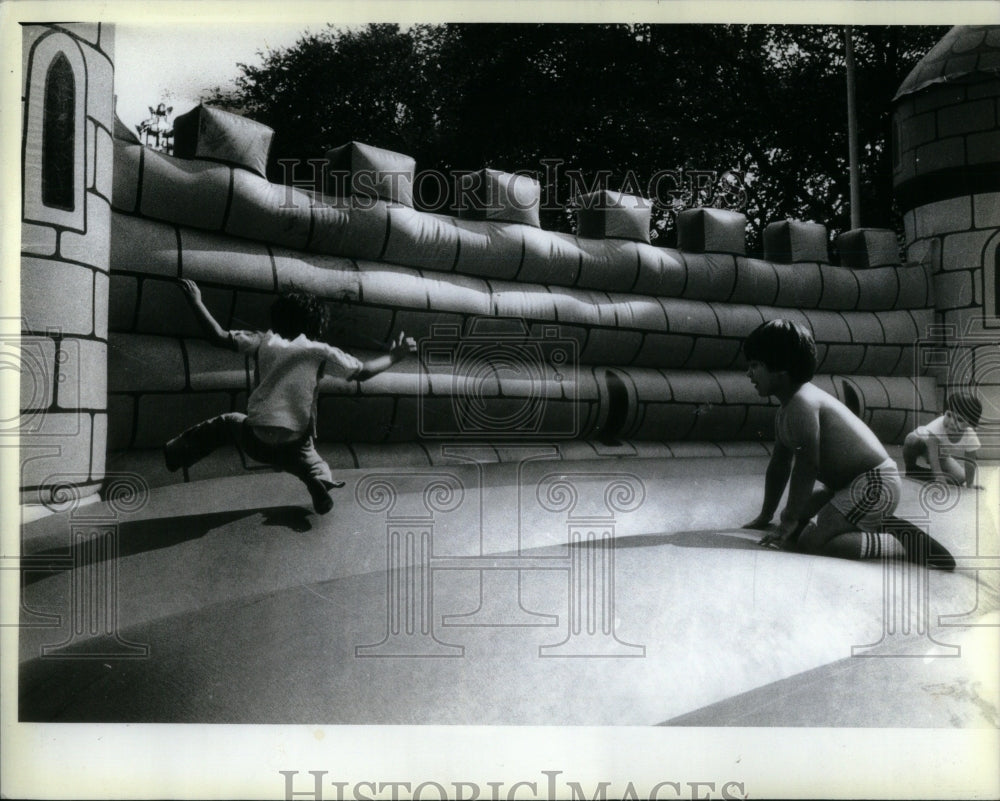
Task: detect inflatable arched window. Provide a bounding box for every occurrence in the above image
[23,32,86,230]
[42,53,75,210]
[986,231,1000,328]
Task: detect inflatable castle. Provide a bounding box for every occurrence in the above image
[19,23,1000,508]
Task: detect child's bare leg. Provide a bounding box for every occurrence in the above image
[798,504,903,560]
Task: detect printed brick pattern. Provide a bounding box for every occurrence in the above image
[95,126,115,203]
[19,413,93,492]
[108,257,933,376]
[108,333,185,392]
[112,140,141,213]
[383,207,462,272]
[91,413,108,481]
[94,272,110,341]
[19,336,56,411]
[772,262,823,309]
[56,339,107,411]
[309,197,389,261]
[226,170,312,249]
[60,194,111,268]
[973,192,1000,228]
[680,253,738,302]
[390,310,467,346]
[519,228,585,286]
[120,148,933,311]
[630,246,688,297]
[106,438,786,488]
[133,392,233,448]
[730,257,779,306]
[180,226,274,290]
[110,213,178,275]
[894,41,1000,192]
[21,223,57,257]
[577,239,642,291]
[453,219,527,280]
[22,259,95,336]
[18,21,115,493]
[140,150,231,230]
[82,43,114,131]
[107,394,134,450]
[111,324,939,449]
[816,264,860,310]
[22,29,87,233]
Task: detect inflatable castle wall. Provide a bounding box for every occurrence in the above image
[20,23,115,505]
[19,23,1000,506]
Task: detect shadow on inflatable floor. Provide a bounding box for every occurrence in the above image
[612,529,762,551]
[611,525,956,569]
[22,505,316,587]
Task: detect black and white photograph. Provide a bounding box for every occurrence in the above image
[2,1,999,798]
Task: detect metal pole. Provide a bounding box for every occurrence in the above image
[845,25,861,230]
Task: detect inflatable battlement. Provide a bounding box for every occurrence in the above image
[102,106,942,486]
[114,107,921,274]
[22,24,998,503]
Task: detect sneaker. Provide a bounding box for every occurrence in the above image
[884,516,956,571]
[308,481,334,514]
[164,438,184,472]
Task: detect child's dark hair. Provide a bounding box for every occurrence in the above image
[743,319,817,384]
[947,391,982,427]
[270,291,329,341]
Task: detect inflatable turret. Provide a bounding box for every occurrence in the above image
[893,25,1000,458]
[20,24,115,505]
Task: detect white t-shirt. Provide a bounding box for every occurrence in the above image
[231,330,363,436]
[916,415,981,458]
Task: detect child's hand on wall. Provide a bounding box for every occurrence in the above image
[177,278,202,304]
[389,331,417,362]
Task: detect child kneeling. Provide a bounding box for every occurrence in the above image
[902,392,983,489]
[164,279,415,513]
[743,319,918,561]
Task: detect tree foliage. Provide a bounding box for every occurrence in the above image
[204,23,947,254]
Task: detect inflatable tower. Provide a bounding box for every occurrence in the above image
[893,25,1000,458]
[20,24,115,505]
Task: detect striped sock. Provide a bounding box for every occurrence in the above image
[859,531,906,560]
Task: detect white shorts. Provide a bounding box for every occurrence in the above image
[827,457,902,532]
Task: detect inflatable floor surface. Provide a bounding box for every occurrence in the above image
[18,457,999,726]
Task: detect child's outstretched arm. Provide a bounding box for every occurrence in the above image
[178,279,232,349]
[759,402,820,548]
[964,452,982,489]
[924,435,946,475]
[743,440,793,530]
[355,331,417,381]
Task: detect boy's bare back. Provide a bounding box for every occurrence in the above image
[777,382,890,491]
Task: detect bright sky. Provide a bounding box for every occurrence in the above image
[114,23,323,133]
